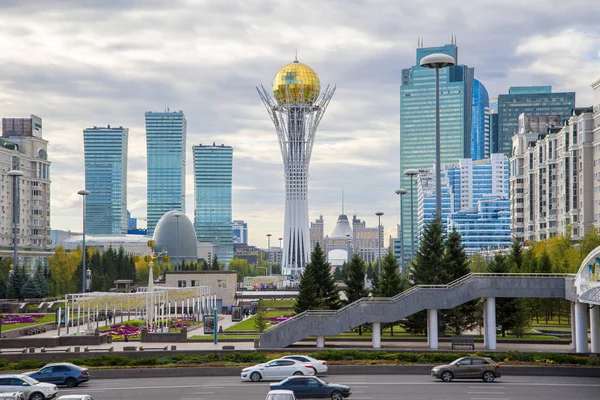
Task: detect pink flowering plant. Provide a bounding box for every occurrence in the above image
[264,314,294,325]
[2,314,45,325]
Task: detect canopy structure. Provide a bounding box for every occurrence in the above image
[574,245,600,305]
[61,285,215,335]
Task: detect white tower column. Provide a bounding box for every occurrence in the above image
[428,309,438,349]
[571,302,577,351]
[575,302,589,353]
[590,306,600,354]
[316,336,325,348]
[485,298,496,350]
[372,322,381,348]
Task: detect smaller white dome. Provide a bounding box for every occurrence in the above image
[153,210,197,262]
[330,214,353,239]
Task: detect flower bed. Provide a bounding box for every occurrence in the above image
[265,314,294,324]
[1,314,46,325]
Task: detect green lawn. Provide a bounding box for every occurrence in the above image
[2,314,55,331]
[260,300,295,308]
[226,311,292,331]
[190,334,259,339]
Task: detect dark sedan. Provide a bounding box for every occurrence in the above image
[26,363,90,387]
[270,376,351,400]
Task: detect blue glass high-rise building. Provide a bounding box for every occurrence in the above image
[83,126,128,234]
[145,111,186,236]
[496,86,575,155]
[417,154,509,246]
[471,79,490,161]
[193,144,233,268]
[489,98,499,153]
[400,43,474,263]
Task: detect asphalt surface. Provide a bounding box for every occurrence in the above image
[57,374,600,400]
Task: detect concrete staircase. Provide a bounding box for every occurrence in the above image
[259,273,573,348]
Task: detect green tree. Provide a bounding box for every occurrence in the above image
[20,277,40,298]
[580,227,600,258]
[310,243,341,310]
[374,249,405,335]
[536,251,554,322]
[228,258,251,282]
[254,299,268,333]
[442,228,478,335]
[48,246,82,295]
[33,265,49,298]
[508,237,523,271]
[9,265,26,300]
[211,255,221,271]
[486,253,530,337]
[401,217,446,334]
[294,267,318,314]
[343,254,368,335]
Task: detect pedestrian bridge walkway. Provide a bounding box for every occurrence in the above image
[259,273,574,349]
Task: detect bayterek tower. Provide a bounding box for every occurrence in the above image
[257,58,335,277]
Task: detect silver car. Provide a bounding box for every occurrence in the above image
[0,375,58,400]
[0,393,26,400]
[57,396,96,400]
[241,358,315,382]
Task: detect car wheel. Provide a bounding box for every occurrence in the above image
[65,377,77,387]
[482,371,495,383]
[330,390,343,400]
[441,371,454,382]
[250,372,262,382]
[29,392,45,400]
[293,371,304,376]
[312,367,318,375]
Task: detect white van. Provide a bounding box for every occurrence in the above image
[0,392,26,400]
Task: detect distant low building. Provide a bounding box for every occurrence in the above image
[164,270,237,310]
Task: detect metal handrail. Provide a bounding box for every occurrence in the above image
[264,273,575,332]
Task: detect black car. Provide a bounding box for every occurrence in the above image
[270,376,351,400]
[26,363,90,388]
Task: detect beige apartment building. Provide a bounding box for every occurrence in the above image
[510,106,596,242]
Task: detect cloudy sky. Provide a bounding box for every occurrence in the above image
[1,0,599,247]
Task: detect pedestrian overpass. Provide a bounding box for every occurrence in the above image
[259,245,600,353]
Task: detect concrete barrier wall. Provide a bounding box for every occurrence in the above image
[0,334,109,349]
[1,322,57,339]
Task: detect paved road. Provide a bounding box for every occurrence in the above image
[58,374,600,400]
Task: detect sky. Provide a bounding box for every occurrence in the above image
[1,0,599,248]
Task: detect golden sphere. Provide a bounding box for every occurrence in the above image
[272,60,320,104]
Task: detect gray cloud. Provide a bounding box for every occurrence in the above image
[0,0,598,246]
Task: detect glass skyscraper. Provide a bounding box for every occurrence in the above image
[193,144,233,268]
[496,86,575,155]
[83,126,128,235]
[489,98,499,153]
[471,79,490,161]
[400,43,474,263]
[232,220,248,244]
[145,111,186,236]
[417,154,509,246]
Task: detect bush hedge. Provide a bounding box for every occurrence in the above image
[0,350,598,372]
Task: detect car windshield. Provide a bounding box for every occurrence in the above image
[21,375,40,385]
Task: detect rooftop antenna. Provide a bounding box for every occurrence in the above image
[342,188,344,215]
[294,48,298,62]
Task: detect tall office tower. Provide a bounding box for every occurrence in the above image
[511,109,595,242]
[309,215,324,253]
[232,220,248,245]
[145,110,186,236]
[400,43,474,263]
[489,98,499,153]
[193,143,233,268]
[417,154,509,244]
[497,86,575,155]
[1,115,51,267]
[471,79,490,160]
[593,79,600,231]
[83,126,128,235]
[257,59,335,276]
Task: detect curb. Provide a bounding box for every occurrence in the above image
[89,364,600,379]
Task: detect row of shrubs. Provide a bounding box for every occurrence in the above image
[0,350,598,372]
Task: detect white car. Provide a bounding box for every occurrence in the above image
[0,375,58,400]
[57,397,95,400]
[265,390,296,400]
[241,358,315,382]
[282,355,328,375]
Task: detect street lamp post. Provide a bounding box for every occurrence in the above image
[8,170,24,268]
[77,189,90,293]
[173,212,182,271]
[346,234,351,263]
[395,189,408,271]
[375,212,384,274]
[420,53,456,218]
[266,234,272,275]
[278,237,282,274]
[404,169,419,263]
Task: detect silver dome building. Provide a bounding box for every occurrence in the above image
[153,210,198,264]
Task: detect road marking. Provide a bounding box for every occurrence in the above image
[469,398,510,400]
[469,386,505,389]
[468,392,506,395]
[193,392,215,395]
